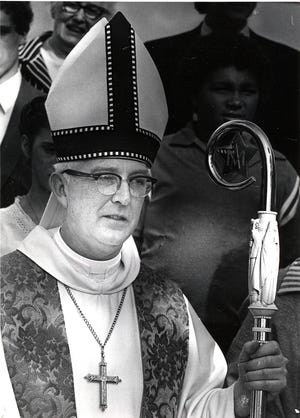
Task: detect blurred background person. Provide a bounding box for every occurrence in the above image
[0,1,40,208]
[0,96,55,256]
[138,35,300,354]
[146,2,300,173]
[19,2,116,92]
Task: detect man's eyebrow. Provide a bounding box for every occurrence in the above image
[129,170,151,176]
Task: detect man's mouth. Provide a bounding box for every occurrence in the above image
[104,215,128,222]
[66,24,86,35]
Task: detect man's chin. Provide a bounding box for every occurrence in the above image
[62,31,85,49]
[99,229,131,247]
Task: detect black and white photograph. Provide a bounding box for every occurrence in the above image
[0,1,299,417]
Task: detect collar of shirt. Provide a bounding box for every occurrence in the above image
[200,19,250,37]
[168,122,261,167]
[40,46,64,81]
[0,69,22,113]
[168,122,207,152]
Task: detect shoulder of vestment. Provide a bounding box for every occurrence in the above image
[137,262,183,296]
[1,250,44,284]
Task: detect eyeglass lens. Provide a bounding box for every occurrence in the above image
[62,3,103,20]
[97,174,153,197]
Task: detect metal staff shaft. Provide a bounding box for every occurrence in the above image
[206,120,279,418]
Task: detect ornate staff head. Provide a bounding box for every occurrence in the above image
[206,119,276,211]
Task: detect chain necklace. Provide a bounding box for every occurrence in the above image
[64,285,127,411]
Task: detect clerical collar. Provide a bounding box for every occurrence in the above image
[18,226,141,294]
[54,228,121,278]
[200,20,250,37]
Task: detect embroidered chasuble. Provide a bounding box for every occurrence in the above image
[1,250,189,418]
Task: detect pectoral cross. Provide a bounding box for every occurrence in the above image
[84,352,121,411]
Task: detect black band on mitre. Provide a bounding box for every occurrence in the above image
[46,12,168,167]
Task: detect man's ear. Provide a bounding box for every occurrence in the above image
[49,172,68,208]
[21,134,31,160]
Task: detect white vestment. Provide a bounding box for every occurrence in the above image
[0,226,234,417]
[0,196,36,257]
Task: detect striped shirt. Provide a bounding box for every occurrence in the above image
[278,258,300,295]
[19,31,52,93]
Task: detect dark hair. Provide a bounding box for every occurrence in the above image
[0,2,33,36]
[194,2,257,16]
[180,34,271,101]
[19,96,50,148]
[194,2,211,14]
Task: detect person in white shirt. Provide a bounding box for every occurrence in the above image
[0,96,56,257]
[19,2,116,92]
[0,2,40,207]
[1,12,287,418]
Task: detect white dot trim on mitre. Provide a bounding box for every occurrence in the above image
[51,126,160,143]
[135,127,161,142]
[51,125,113,137]
[130,27,139,129]
[57,150,152,165]
[105,23,114,129]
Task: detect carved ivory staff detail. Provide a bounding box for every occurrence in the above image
[206,120,279,418]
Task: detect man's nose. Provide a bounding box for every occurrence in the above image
[71,7,86,22]
[111,179,131,206]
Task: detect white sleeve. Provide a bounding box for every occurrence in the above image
[177,296,235,418]
[0,332,20,418]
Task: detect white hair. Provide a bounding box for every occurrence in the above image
[53,161,84,173]
[53,161,85,185]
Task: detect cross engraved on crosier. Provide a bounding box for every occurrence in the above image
[85,353,121,411]
[217,131,249,177]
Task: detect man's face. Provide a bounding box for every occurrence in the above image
[60,158,148,260]
[195,66,259,139]
[51,2,115,52]
[206,3,256,33]
[30,127,56,192]
[0,10,24,82]
[212,3,256,22]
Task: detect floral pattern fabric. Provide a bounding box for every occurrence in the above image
[1,252,189,418]
[1,251,76,418]
[134,264,189,418]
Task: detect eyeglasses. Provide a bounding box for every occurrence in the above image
[61,2,106,21]
[63,169,157,198]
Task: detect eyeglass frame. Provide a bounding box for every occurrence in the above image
[62,169,157,198]
[61,2,107,21]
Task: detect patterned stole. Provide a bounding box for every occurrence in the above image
[133,265,189,418]
[1,251,189,418]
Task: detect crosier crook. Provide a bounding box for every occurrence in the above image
[206,120,279,418]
